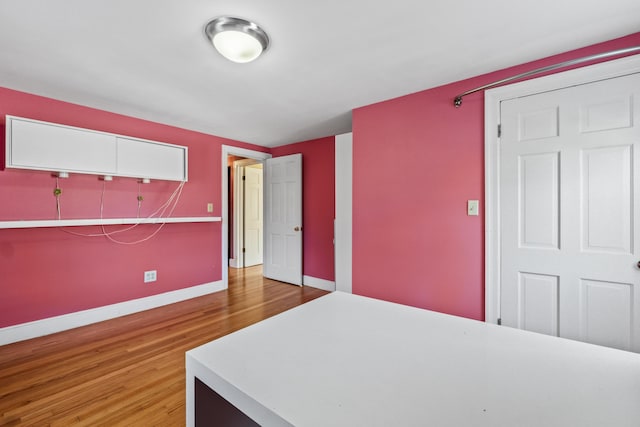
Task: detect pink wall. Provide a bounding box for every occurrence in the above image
[271,137,335,282]
[352,32,640,321]
[3,32,638,329]
[0,88,267,328]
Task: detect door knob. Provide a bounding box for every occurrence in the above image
[637,261,640,269]
[294,226,300,232]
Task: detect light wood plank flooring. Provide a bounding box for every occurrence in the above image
[0,266,328,426]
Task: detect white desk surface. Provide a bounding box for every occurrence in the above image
[186,292,640,427]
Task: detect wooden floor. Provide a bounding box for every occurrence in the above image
[0,266,328,426]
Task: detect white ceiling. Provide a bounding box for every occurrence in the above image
[1,1,638,147]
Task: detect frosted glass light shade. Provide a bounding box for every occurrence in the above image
[205,17,269,64]
[213,31,263,63]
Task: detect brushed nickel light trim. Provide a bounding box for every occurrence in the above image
[204,16,269,63]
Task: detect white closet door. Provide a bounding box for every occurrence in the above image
[243,165,263,267]
[264,154,302,285]
[500,73,640,352]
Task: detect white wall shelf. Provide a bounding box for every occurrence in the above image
[0,217,221,230]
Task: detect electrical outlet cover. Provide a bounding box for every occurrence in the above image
[467,200,479,216]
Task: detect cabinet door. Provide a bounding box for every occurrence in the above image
[7,117,117,174]
[116,137,187,181]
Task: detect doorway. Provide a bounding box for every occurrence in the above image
[221,145,271,289]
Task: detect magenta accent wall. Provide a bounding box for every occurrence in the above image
[271,137,336,282]
[352,32,640,321]
[0,87,268,328]
[3,32,638,329]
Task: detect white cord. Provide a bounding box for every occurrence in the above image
[55,177,61,220]
[137,182,142,218]
[62,181,186,244]
[103,182,185,245]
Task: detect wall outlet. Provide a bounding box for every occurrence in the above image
[207,203,214,213]
[144,270,157,283]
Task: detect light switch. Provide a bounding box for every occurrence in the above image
[207,203,214,213]
[467,200,479,216]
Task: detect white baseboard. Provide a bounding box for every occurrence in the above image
[229,258,239,268]
[0,281,225,346]
[303,275,335,292]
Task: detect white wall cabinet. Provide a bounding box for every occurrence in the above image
[116,137,186,181]
[8,117,117,175]
[5,116,187,181]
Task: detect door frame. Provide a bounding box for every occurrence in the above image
[484,53,640,325]
[221,145,271,289]
[335,132,353,293]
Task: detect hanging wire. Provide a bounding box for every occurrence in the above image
[62,181,186,244]
[103,182,185,245]
[54,177,62,220]
[137,181,143,218]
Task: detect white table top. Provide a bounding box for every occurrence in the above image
[186,292,640,427]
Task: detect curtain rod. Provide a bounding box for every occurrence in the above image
[453,45,640,107]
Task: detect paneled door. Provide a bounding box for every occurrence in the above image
[500,73,640,352]
[264,154,302,285]
[243,164,263,267]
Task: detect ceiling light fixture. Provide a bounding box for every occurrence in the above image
[204,16,269,63]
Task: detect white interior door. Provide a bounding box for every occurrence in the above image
[264,154,302,285]
[500,72,640,352]
[243,164,263,267]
